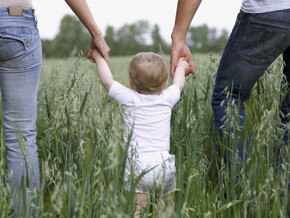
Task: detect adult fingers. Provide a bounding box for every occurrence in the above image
[87,48,96,63]
[97,43,110,65]
[170,62,177,78]
[90,37,110,64]
[170,52,179,77]
[102,48,110,65]
[185,66,195,75]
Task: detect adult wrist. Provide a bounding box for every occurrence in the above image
[171,30,186,42]
[90,25,103,39]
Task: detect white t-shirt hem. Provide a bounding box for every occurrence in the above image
[241,3,290,13]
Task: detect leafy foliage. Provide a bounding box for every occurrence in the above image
[41,15,229,58]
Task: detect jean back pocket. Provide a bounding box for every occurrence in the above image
[237,17,289,65]
[0,26,33,61]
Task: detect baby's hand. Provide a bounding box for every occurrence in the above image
[177,57,189,70]
[92,49,102,61]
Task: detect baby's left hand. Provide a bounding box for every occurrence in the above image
[92,49,102,61]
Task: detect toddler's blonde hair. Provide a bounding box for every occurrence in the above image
[129,52,168,94]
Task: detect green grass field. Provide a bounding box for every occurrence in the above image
[0,53,290,217]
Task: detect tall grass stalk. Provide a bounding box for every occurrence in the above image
[0,54,289,217]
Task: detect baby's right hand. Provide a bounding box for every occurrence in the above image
[92,49,102,61]
[177,57,189,70]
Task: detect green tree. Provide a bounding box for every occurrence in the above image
[42,15,91,58]
[151,24,170,54]
[114,20,151,55]
[54,15,90,57]
[104,25,117,55]
[187,24,228,53]
[187,24,210,52]
[215,29,228,52]
[42,15,228,58]
[41,39,55,58]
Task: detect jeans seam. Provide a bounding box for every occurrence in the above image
[215,13,243,86]
[249,17,289,32]
[236,51,273,65]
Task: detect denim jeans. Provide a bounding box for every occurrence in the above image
[0,8,42,213]
[212,10,290,160]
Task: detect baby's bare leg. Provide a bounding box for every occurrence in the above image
[157,193,175,217]
[134,193,148,218]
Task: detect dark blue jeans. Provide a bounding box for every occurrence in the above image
[212,10,290,161]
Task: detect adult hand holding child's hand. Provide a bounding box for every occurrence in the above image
[178,57,190,72]
[87,36,110,64]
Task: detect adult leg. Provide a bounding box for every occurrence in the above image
[0,21,42,213]
[212,10,290,162]
[279,47,290,182]
[281,46,290,141]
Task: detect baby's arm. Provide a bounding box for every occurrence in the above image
[173,58,189,91]
[92,50,115,92]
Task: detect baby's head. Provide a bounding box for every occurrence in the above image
[129,52,168,94]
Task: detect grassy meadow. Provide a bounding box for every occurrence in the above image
[0,52,290,217]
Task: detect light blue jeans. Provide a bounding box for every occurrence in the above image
[0,8,41,212]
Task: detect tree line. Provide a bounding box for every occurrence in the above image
[42,15,229,58]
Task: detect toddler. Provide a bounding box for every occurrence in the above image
[92,50,188,217]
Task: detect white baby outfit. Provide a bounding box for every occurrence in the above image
[108,81,180,197]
